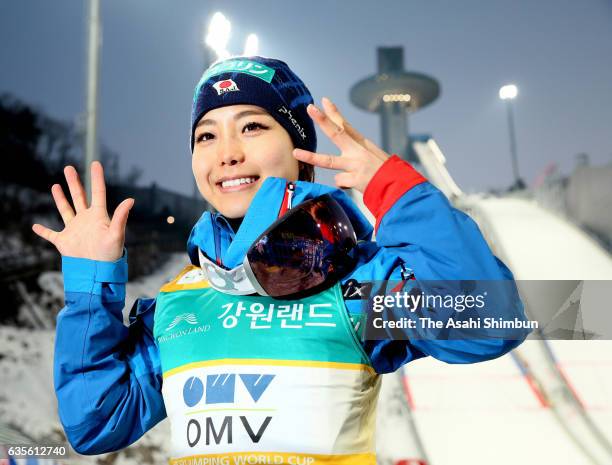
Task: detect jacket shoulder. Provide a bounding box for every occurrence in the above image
[159,265,210,293]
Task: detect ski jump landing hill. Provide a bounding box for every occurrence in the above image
[371,137,612,465]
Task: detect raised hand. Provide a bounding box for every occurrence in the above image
[32,161,134,262]
[293,97,390,193]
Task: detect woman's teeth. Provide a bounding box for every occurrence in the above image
[221,177,257,188]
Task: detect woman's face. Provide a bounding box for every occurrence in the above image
[192,104,299,218]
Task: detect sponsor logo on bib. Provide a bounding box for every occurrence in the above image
[166,313,199,331]
[183,373,276,447]
[159,313,211,343]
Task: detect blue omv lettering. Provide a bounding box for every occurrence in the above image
[182,374,276,407]
[183,376,204,407]
[206,374,236,404]
[240,374,275,402]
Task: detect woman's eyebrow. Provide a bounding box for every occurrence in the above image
[195,109,269,129]
[234,109,270,120]
[195,118,215,128]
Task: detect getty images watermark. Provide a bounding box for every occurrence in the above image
[370,288,537,331]
[349,280,612,341]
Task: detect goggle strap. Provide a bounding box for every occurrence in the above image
[198,248,258,295]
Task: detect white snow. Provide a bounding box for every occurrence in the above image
[0,252,188,464]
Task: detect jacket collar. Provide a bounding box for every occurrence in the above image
[187,177,373,269]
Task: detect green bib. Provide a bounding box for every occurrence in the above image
[154,265,380,465]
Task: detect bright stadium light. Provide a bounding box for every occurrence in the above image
[499,84,518,100]
[243,34,259,56]
[205,12,231,60]
[498,83,524,189]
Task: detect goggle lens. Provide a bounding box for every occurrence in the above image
[246,195,357,297]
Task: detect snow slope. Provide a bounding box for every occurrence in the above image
[0,253,189,464]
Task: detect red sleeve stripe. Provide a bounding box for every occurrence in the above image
[277,181,290,218]
[363,155,428,232]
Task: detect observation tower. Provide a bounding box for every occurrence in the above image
[350,47,440,163]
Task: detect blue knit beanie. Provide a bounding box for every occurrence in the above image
[190,56,317,154]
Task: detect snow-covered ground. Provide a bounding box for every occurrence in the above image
[396,140,612,465]
[0,252,189,464]
[393,341,612,465]
[410,192,612,465]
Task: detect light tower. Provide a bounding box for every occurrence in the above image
[499,84,525,190]
[350,47,439,163]
[84,0,101,201]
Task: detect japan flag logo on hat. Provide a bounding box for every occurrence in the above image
[212,79,239,95]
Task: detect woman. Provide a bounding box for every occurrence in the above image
[33,56,528,464]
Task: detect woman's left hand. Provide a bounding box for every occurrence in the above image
[293,97,390,193]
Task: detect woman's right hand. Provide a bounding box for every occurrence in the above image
[32,161,135,262]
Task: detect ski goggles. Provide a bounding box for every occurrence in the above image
[198,194,358,298]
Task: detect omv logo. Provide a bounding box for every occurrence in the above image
[183,374,275,407]
[166,313,199,331]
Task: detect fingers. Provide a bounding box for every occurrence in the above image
[51,184,75,225]
[64,165,88,212]
[363,138,390,162]
[31,223,59,245]
[90,161,107,210]
[321,97,368,148]
[109,198,135,237]
[320,97,344,130]
[334,172,356,189]
[293,149,348,171]
[306,104,359,152]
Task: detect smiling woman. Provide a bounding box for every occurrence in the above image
[41,55,530,464]
[191,104,298,219]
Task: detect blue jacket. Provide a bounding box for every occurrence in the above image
[55,155,529,454]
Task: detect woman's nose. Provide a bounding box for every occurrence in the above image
[218,136,245,166]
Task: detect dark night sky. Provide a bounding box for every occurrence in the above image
[1,0,611,195]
